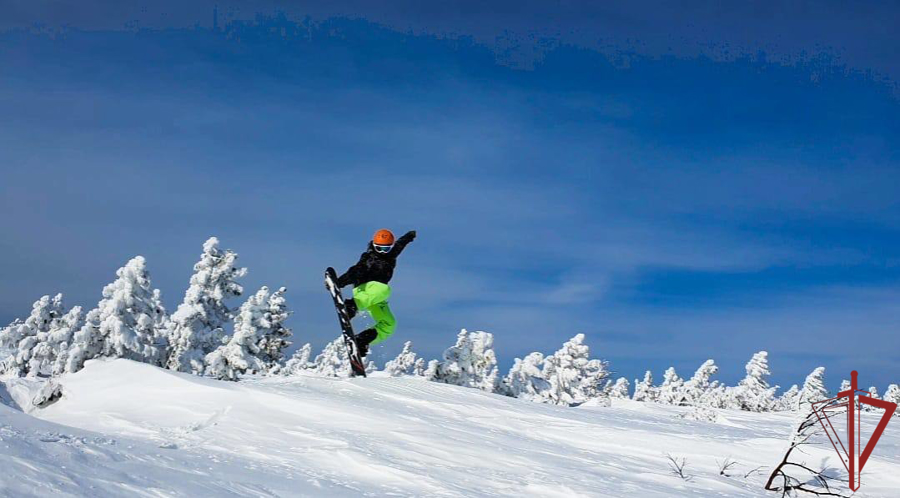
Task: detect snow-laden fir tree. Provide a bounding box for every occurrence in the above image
[863,386,881,412]
[310,337,375,377]
[576,360,610,402]
[884,384,900,416]
[166,237,247,374]
[539,334,610,406]
[253,287,291,370]
[0,295,62,375]
[840,379,851,393]
[282,343,312,375]
[632,370,657,402]
[680,359,718,406]
[731,351,776,412]
[0,320,20,372]
[580,367,610,401]
[412,357,426,376]
[384,341,420,377]
[205,286,292,381]
[796,367,828,411]
[776,385,800,412]
[609,377,630,399]
[0,321,20,357]
[657,367,684,405]
[424,359,438,381]
[0,294,68,376]
[502,352,551,401]
[679,405,721,423]
[312,337,350,378]
[700,383,729,409]
[30,305,84,377]
[425,329,500,392]
[66,257,168,373]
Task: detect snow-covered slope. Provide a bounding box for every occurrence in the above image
[2,359,898,497]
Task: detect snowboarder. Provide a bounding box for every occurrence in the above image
[336,229,416,357]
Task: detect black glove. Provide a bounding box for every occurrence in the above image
[402,230,417,242]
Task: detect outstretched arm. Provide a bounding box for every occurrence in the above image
[392,230,416,257]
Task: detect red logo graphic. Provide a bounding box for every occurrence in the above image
[811,371,897,491]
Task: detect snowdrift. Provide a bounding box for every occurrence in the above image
[0,359,897,497]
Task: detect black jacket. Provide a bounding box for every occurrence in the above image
[337,231,415,287]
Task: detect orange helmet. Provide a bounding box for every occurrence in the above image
[373,229,395,246]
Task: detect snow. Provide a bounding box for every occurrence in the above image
[1,358,899,497]
[205,286,292,380]
[166,237,247,375]
[731,351,775,412]
[426,329,500,392]
[66,256,168,373]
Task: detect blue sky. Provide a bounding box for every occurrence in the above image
[1,2,899,392]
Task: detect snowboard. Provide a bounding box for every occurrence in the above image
[324,267,367,377]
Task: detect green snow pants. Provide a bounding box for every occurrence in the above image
[352,281,396,345]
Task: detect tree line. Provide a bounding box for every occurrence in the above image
[2,237,898,413]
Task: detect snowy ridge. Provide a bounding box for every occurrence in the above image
[1,359,898,497]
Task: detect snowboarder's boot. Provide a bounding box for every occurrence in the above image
[356,328,378,358]
[345,298,358,319]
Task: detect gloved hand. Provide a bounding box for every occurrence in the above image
[402,230,417,242]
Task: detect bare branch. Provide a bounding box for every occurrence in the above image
[717,457,738,477]
[764,406,850,497]
[744,465,767,478]
[665,453,692,481]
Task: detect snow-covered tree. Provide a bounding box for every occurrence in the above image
[282,343,312,375]
[503,352,550,401]
[609,377,630,399]
[413,357,426,376]
[0,319,23,372]
[633,370,657,402]
[205,286,292,381]
[253,287,292,369]
[425,330,500,392]
[577,358,610,401]
[312,337,350,378]
[0,294,68,376]
[678,405,721,423]
[796,367,828,411]
[776,385,800,412]
[681,359,718,406]
[424,359,438,379]
[657,367,684,405]
[384,341,420,377]
[539,334,610,406]
[66,257,168,373]
[839,379,851,393]
[730,351,776,412]
[166,237,247,374]
[884,384,900,416]
[30,305,84,377]
[863,386,881,412]
[100,258,168,361]
[700,383,729,409]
